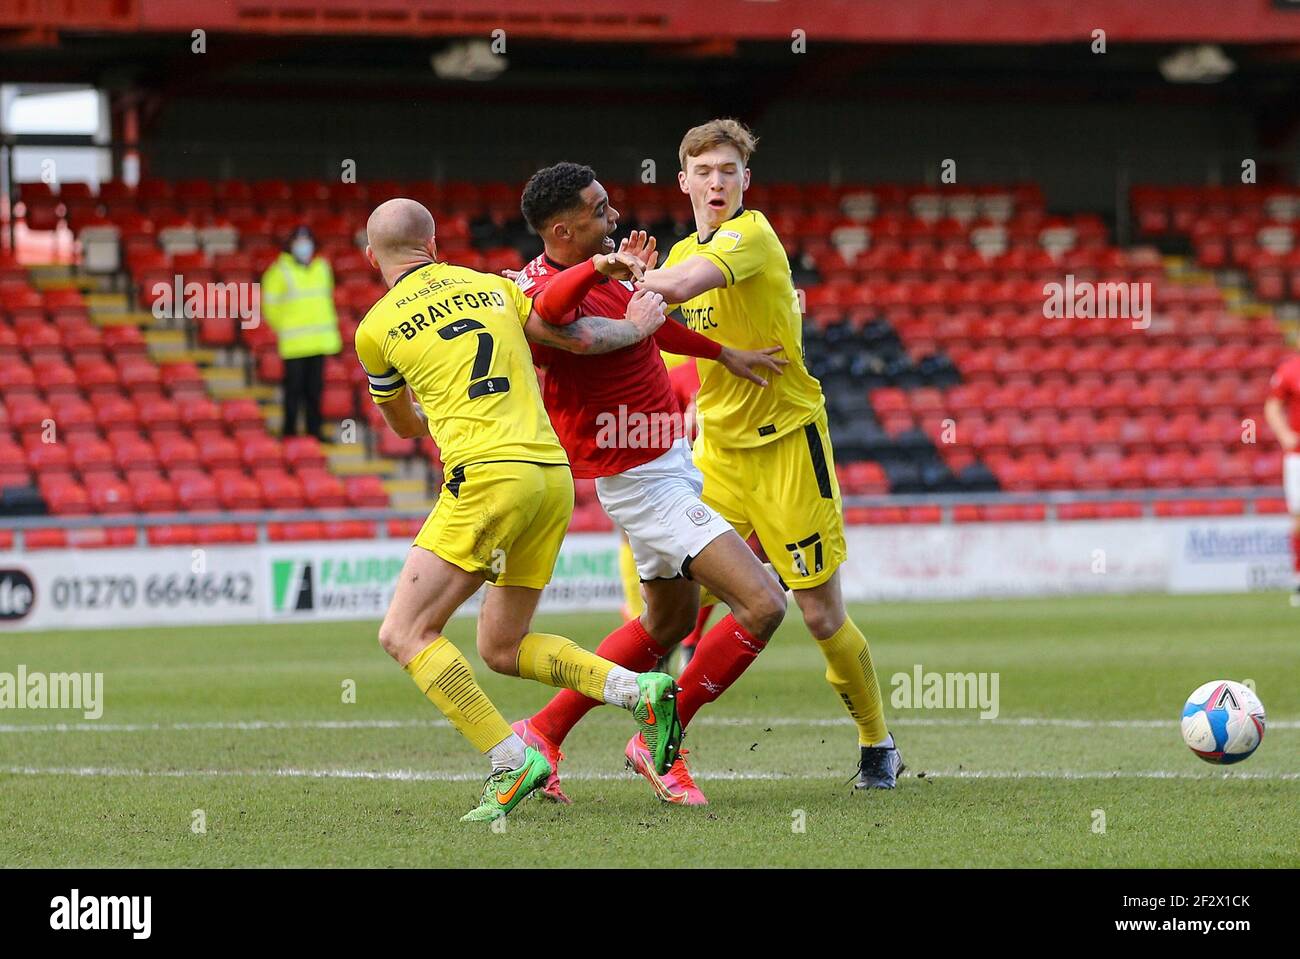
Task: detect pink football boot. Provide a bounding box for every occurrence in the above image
[625,733,708,805]
[511,718,571,804]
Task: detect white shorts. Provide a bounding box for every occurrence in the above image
[1285,453,1300,514]
[596,438,735,580]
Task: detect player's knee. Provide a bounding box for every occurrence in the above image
[376,620,406,661]
[477,639,519,676]
[739,582,786,639]
[799,598,844,640]
[644,603,697,648]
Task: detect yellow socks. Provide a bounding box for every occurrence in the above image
[816,618,889,746]
[618,538,645,620]
[516,632,614,702]
[404,637,513,753]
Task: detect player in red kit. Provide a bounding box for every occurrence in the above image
[510,162,789,804]
[1264,352,1300,606]
[658,354,725,666]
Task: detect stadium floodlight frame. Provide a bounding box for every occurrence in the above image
[0,485,1286,550]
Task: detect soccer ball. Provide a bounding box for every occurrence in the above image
[1180,680,1266,765]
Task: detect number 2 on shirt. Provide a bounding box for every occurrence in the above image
[439,319,511,399]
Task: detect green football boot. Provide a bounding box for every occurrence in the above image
[632,672,683,776]
[460,746,552,822]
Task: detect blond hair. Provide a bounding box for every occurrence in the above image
[678,118,758,170]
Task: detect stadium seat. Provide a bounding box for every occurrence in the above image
[88,477,134,514]
[258,471,306,510]
[344,475,389,508]
[175,473,220,511]
[216,473,263,511]
[300,471,347,508]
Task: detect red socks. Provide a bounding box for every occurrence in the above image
[529,609,766,742]
[529,616,667,745]
[1293,533,1300,574]
[676,613,767,728]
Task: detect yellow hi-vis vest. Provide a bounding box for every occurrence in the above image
[260,252,342,360]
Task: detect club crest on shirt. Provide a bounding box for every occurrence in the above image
[687,505,712,526]
[715,230,743,252]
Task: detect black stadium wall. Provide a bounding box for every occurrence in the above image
[144,93,1255,216]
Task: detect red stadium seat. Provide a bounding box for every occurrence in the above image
[69,436,116,475]
[131,474,181,513]
[221,398,265,430]
[88,477,134,514]
[238,433,284,469]
[300,470,346,508]
[216,472,263,511]
[257,471,306,510]
[110,433,158,472]
[198,434,242,471]
[38,476,91,515]
[283,436,327,470]
[345,475,389,507]
[178,396,223,431]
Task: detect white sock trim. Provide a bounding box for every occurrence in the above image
[603,666,641,710]
[488,732,527,772]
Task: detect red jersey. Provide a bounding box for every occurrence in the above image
[515,254,683,478]
[665,357,700,414]
[1269,354,1300,434]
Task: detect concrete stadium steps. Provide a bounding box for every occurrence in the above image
[27,265,107,293]
[5,261,404,512]
[330,458,399,477]
[216,384,277,401]
[143,328,187,354]
[321,438,402,476]
[154,348,220,366]
[83,291,134,317]
[384,478,436,512]
[201,366,245,394]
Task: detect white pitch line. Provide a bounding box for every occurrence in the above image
[0,719,442,734]
[2,765,1297,782]
[1,716,1297,733]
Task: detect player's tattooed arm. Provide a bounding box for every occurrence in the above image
[523,290,666,354]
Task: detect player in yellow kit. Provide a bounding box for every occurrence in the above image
[637,120,903,788]
[356,198,683,820]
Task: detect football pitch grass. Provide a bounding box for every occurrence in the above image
[1,592,1297,868]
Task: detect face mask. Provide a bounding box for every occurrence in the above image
[291,238,315,262]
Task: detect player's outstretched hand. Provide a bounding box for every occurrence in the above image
[593,250,647,282]
[718,345,788,387]
[625,288,667,338]
[500,267,523,282]
[619,230,659,273]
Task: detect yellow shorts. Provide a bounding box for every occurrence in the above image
[414,461,574,589]
[694,408,846,590]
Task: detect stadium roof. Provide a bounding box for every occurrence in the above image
[6,0,1300,46]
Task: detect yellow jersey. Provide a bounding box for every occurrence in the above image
[661,207,824,449]
[354,261,568,473]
